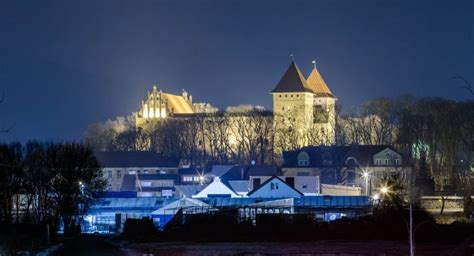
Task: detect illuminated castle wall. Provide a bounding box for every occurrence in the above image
[135,85,194,128]
[134,61,337,147]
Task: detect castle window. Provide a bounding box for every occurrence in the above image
[296,95,299,97]
[285,95,288,98]
[313,105,329,123]
[291,95,293,97]
[279,95,282,98]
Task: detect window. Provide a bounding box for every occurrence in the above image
[183,176,193,182]
[270,182,280,190]
[322,152,333,166]
[395,159,400,165]
[385,159,389,165]
[117,170,122,179]
[253,178,261,189]
[193,176,200,182]
[137,170,141,175]
[107,170,112,179]
[285,177,295,188]
[302,184,308,189]
[297,152,310,167]
[144,170,149,174]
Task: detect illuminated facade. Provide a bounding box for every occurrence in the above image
[134,61,337,147]
[135,85,194,128]
[271,62,336,146]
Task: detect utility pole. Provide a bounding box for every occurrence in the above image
[409,203,414,256]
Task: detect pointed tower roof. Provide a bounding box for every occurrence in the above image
[271,62,313,93]
[306,67,336,99]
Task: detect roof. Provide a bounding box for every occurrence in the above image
[95,151,180,168]
[162,93,194,114]
[151,198,209,215]
[120,174,178,191]
[221,165,277,181]
[282,145,400,168]
[209,165,235,177]
[88,197,177,214]
[228,180,249,193]
[295,196,371,208]
[175,185,205,198]
[247,176,304,197]
[178,167,207,175]
[271,62,313,93]
[306,67,336,99]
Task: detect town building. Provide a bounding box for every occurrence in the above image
[282,145,409,195]
[95,151,180,191]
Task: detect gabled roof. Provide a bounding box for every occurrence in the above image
[306,67,336,99]
[193,177,240,198]
[175,185,205,198]
[271,62,313,93]
[95,151,180,168]
[247,176,304,198]
[228,180,249,193]
[162,93,194,114]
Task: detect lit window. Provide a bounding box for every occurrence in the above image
[193,176,200,182]
[183,176,193,182]
[117,170,122,179]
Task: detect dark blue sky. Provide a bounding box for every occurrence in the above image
[0,0,472,142]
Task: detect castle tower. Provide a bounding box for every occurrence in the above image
[306,62,337,145]
[271,61,336,148]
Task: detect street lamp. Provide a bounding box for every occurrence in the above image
[362,172,370,196]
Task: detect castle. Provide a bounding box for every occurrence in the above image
[134,61,336,146]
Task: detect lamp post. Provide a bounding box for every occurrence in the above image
[362,172,370,196]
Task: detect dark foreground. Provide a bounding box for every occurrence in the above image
[50,235,473,256]
[52,235,140,256]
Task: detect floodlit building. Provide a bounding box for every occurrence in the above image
[271,61,337,146]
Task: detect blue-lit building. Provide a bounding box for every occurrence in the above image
[83,191,372,232]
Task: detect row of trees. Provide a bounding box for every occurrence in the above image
[85,97,473,193]
[0,142,105,236]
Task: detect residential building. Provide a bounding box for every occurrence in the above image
[282,145,410,194]
[95,151,180,191]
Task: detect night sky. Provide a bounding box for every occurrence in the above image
[0,0,472,142]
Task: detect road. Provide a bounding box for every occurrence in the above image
[52,235,141,256]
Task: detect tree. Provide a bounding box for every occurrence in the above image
[47,143,106,236]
